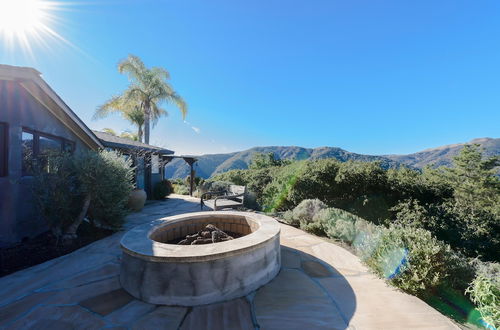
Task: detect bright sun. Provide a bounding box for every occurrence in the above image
[0,0,48,35]
[0,0,68,55]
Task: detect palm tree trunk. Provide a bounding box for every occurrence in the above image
[144,103,151,144]
[138,125,143,143]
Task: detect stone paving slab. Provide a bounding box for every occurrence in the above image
[0,195,459,329]
[0,291,55,325]
[79,288,134,316]
[180,298,254,330]
[105,300,156,325]
[5,304,108,330]
[254,268,348,329]
[131,306,187,330]
[280,246,302,269]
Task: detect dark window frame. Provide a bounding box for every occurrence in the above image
[0,122,8,177]
[21,128,36,177]
[21,128,76,176]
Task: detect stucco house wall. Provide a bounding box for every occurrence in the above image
[0,79,92,246]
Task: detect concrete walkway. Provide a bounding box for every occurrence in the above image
[0,195,458,329]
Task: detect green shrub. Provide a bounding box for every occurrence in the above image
[263,160,338,211]
[277,199,328,232]
[173,178,184,185]
[300,221,326,236]
[32,153,82,237]
[79,150,134,230]
[33,150,134,238]
[319,208,365,243]
[466,262,500,329]
[291,199,327,226]
[364,225,462,295]
[393,197,500,262]
[352,218,386,261]
[281,210,297,226]
[153,180,173,200]
[213,146,499,262]
[212,168,276,208]
[327,218,357,243]
[173,183,189,195]
[200,180,233,194]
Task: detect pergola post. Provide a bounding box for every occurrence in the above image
[189,163,194,196]
[183,157,196,197]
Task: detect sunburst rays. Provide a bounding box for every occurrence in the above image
[0,0,77,60]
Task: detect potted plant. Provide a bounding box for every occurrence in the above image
[128,187,147,211]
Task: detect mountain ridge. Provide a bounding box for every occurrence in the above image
[165,137,499,179]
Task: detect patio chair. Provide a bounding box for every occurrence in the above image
[200,184,246,211]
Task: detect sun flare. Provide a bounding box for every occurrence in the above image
[0,0,69,57]
[0,0,44,34]
[0,0,50,35]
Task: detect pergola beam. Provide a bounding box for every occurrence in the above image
[161,155,198,196]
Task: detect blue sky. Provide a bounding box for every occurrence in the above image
[1,0,499,155]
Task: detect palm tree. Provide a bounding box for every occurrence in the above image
[101,128,139,141]
[96,55,187,144]
[94,95,146,141]
[102,127,117,136]
[119,130,139,141]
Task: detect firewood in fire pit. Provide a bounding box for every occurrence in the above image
[177,224,236,245]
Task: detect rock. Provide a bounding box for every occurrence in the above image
[179,224,235,245]
[191,238,213,245]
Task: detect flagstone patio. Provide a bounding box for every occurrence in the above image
[0,195,459,329]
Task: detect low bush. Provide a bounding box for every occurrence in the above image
[214,145,499,264]
[281,210,296,226]
[291,199,327,227]
[352,218,385,261]
[33,153,82,238]
[313,208,363,243]
[364,225,468,296]
[173,183,189,195]
[33,150,134,239]
[280,200,477,302]
[74,150,134,231]
[153,180,173,200]
[199,180,234,195]
[184,175,203,187]
[466,262,500,329]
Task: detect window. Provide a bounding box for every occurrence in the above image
[39,135,62,173]
[0,123,7,177]
[21,129,75,176]
[22,131,34,176]
[151,154,159,174]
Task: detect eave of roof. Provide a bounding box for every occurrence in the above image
[93,131,174,155]
[0,64,103,150]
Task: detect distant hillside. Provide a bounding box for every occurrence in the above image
[165,138,500,179]
[165,138,499,179]
[384,137,500,168]
[165,146,400,179]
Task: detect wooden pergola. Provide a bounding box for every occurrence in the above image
[161,155,198,196]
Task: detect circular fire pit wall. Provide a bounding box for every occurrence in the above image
[120,211,281,306]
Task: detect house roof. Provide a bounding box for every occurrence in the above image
[0,64,103,150]
[93,131,174,155]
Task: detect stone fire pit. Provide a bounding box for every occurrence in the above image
[119,211,281,306]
